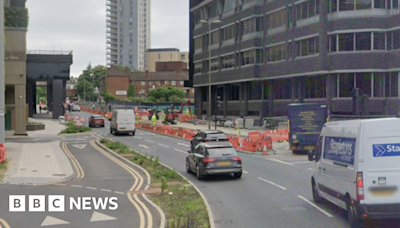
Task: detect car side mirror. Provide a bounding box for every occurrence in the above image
[188,150,191,154]
[308,150,315,161]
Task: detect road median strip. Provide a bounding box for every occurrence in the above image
[98,138,212,228]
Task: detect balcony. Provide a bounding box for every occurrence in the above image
[106,0,117,7]
[106,12,118,18]
[106,22,118,29]
[4,7,28,28]
[106,6,118,12]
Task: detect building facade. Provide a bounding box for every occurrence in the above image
[190,0,400,118]
[106,0,151,71]
[147,48,189,72]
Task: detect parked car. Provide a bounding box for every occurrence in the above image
[89,115,105,128]
[71,105,81,112]
[190,130,229,150]
[308,118,400,227]
[186,141,242,180]
[110,109,136,136]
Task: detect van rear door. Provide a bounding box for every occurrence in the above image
[117,112,135,131]
[364,137,400,204]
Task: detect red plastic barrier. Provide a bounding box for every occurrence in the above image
[183,130,196,140]
[242,138,257,152]
[259,136,273,154]
[177,128,185,137]
[0,144,6,163]
[228,135,240,149]
[163,126,174,135]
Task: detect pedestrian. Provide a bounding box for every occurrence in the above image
[39,106,42,114]
[135,113,140,125]
[152,113,157,127]
[92,104,95,110]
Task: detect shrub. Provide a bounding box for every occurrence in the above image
[154,169,179,180]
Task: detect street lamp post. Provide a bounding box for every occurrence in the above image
[200,19,221,130]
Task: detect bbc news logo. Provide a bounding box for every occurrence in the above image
[9,195,119,212]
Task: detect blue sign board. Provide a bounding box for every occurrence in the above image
[324,137,356,165]
[372,143,400,157]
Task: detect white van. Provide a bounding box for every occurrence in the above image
[309,118,400,227]
[110,109,136,136]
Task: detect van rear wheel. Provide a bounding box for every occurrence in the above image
[312,179,323,203]
[346,199,361,228]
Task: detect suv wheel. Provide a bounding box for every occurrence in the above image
[186,160,191,173]
[196,165,203,180]
[234,172,242,179]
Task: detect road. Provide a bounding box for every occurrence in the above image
[1,132,160,228]
[77,111,400,228]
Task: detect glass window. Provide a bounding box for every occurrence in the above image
[250,81,263,100]
[194,63,203,74]
[209,4,218,18]
[394,0,399,8]
[386,72,399,97]
[316,136,323,162]
[222,54,235,69]
[195,37,203,50]
[180,81,184,86]
[211,30,220,45]
[387,31,393,50]
[267,44,286,62]
[316,0,320,14]
[211,58,220,71]
[393,30,400,49]
[230,84,240,100]
[274,79,292,99]
[165,81,169,85]
[149,81,153,86]
[141,81,146,85]
[223,0,235,12]
[171,81,177,86]
[302,2,308,19]
[356,0,372,9]
[222,25,235,41]
[306,75,326,98]
[301,39,308,56]
[374,73,384,97]
[256,49,264,64]
[309,0,316,17]
[339,0,354,10]
[374,0,386,8]
[339,33,354,51]
[206,147,237,157]
[356,73,372,96]
[243,19,255,34]
[242,50,255,65]
[339,73,355,97]
[374,32,385,50]
[181,54,186,60]
[263,81,270,99]
[356,32,371,51]
[268,9,286,29]
[330,0,338,12]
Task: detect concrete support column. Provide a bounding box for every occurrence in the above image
[240,82,248,117]
[268,84,274,117]
[326,74,334,114]
[223,84,228,117]
[47,81,53,112]
[14,84,26,135]
[319,0,329,70]
[26,81,35,117]
[52,79,65,119]
[195,87,203,116]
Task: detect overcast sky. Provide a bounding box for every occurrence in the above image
[26,0,189,77]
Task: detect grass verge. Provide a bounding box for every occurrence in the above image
[60,120,91,134]
[100,138,210,228]
[0,159,9,182]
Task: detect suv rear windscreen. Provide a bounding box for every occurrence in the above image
[206,147,237,157]
[206,134,228,141]
[93,116,103,119]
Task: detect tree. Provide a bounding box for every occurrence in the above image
[36,87,47,102]
[146,87,186,103]
[77,64,108,101]
[128,85,135,98]
[102,92,117,102]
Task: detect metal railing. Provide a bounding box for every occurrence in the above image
[27,50,73,55]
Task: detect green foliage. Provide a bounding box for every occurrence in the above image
[36,87,47,102]
[77,64,107,101]
[161,177,168,193]
[128,85,135,98]
[147,87,186,103]
[102,92,117,102]
[154,169,180,180]
[60,121,91,134]
[4,7,28,28]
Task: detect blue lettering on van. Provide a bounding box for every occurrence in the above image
[323,137,356,165]
[372,144,400,157]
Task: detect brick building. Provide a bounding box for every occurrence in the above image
[99,66,130,99]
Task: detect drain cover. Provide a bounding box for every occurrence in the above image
[281,206,307,212]
[215,220,233,225]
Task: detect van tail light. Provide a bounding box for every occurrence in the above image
[203,158,215,163]
[232,157,241,161]
[356,172,364,200]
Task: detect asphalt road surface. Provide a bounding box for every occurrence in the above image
[81,111,400,228]
[0,132,159,228]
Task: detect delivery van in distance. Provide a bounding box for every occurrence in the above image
[308,118,400,227]
[110,109,136,136]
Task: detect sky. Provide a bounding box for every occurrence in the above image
[26,0,189,77]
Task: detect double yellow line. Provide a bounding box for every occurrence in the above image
[61,142,85,179]
[0,218,11,228]
[90,140,153,228]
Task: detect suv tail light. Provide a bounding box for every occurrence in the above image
[356,172,364,200]
[116,124,119,129]
[203,139,210,142]
[232,157,241,161]
[203,158,215,163]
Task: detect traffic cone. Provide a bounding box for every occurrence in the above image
[263,145,268,155]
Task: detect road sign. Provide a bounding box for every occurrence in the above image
[75,120,83,127]
[74,115,80,121]
[79,116,86,122]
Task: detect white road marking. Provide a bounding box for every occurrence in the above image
[72,144,87,150]
[243,171,249,174]
[257,177,287,190]
[86,187,97,190]
[174,149,187,154]
[53,183,67,186]
[71,185,82,188]
[308,168,313,171]
[101,189,112,192]
[145,139,154,143]
[90,211,117,222]
[177,143,189,147]
[136,136,142,139]
[139,144,149,149]
[298,195,333,217]
[158,144,169,148]
[291,161,311,164]
[114,191,124,195]
[41,216,70,226]
[265,158,294,166]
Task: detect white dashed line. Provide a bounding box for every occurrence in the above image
[114,191,124,195]
[86,187,97,190]
[101,189,112,192]
[291,161,311,164]
[257,177,287,190]
[145,139,154,143]
[243,171,249,174]
[177,143,189,147]
[265,158,294,166]
[136,136,142,139]
[54,183,67,186]
[158,144,169,148]
[174,149,187,154]
[71,185,82,188]
[298,195,333,217]
[308,168,313,171]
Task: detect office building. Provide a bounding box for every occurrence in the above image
[147,48,189,72]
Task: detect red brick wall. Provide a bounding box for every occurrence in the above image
[107,76,130,98]
[155,62,187,72]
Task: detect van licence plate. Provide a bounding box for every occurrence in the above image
[119,127,126,130]
[304,146,315,150]
[217,161,231,166]
[370,190,396,197]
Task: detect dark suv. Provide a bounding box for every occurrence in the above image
[190,130,229,150]
[186,141,242,180]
